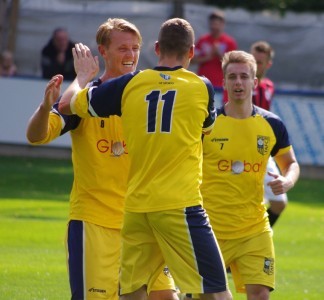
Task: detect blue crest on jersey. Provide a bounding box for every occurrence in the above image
[160,73,171,80]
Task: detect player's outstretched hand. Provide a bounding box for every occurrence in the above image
[43,74,63,111]
[73,43,99,85]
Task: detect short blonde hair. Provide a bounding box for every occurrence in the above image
[222,50,257,78]
[96,18,142,48]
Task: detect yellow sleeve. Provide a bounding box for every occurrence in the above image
[71,88,92,118]
[28,113,62,145]
[275,145,292,157]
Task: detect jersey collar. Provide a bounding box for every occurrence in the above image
[221,104,257,117]
[154,66,183,71]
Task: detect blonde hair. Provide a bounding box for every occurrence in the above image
[222,50,257,78]
[96,18,142,48]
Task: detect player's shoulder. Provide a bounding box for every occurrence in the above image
[113,70,141,84]
[198,73,213,85]
[216,105,226,117]
[193,74,215,98]
[95,71,141,94]
[253,105,284,128]
[254,105,277,119]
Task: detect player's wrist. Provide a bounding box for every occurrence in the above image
[285,176,295,191]
[39,102,52,113]
[77,73,91,88]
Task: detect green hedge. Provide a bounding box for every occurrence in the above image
[205,0,324,14]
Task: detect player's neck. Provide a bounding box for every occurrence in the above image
[158,57,187,69]
[100,70,121,82]
[225,101,253,119]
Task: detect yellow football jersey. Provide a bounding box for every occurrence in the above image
[29,80,128,228]
[71,67,216,212]
[201,106,292,239]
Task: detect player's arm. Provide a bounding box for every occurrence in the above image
[202,76,216,134]
[268,148,300,195]
[59,43,99,115]
[26,75,63,143]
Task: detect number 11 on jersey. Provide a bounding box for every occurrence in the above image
[146,90,176,133]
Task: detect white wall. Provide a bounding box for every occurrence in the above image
[1,77,324,166]
[0,77,71,147]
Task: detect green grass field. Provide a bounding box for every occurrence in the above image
[0,156,323,299]
[0,156,72,299]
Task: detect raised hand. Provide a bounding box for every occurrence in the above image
[43,74,63,111]
[73,43,99,86]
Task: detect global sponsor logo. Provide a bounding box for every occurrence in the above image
[231,161,244,174]
[217,159,263,173]
[257,135,270,155]
[97,139,128,155]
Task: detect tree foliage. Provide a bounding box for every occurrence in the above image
[206,0,324,14]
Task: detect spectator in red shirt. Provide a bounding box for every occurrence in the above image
[192,9,237,89]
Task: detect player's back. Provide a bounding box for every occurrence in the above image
[121,66,214,213]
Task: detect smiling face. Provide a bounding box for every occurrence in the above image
[99,29,141,77]
[223,62,258,103]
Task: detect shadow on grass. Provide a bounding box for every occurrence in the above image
[11,214,66,221]
[0,156,72,202]
[1,156,323,208]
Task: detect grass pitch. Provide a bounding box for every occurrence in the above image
[0,156,323,299]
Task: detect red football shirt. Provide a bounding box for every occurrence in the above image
[195,32,237,87]
[253,78,274,111]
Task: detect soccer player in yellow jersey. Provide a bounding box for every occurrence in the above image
[200,50,300,300]
[58,18,232,300]
[26,18,178,300]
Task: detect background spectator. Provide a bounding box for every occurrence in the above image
[0,50,17,77]
[41,27,76,80]
[192,9,237,89]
